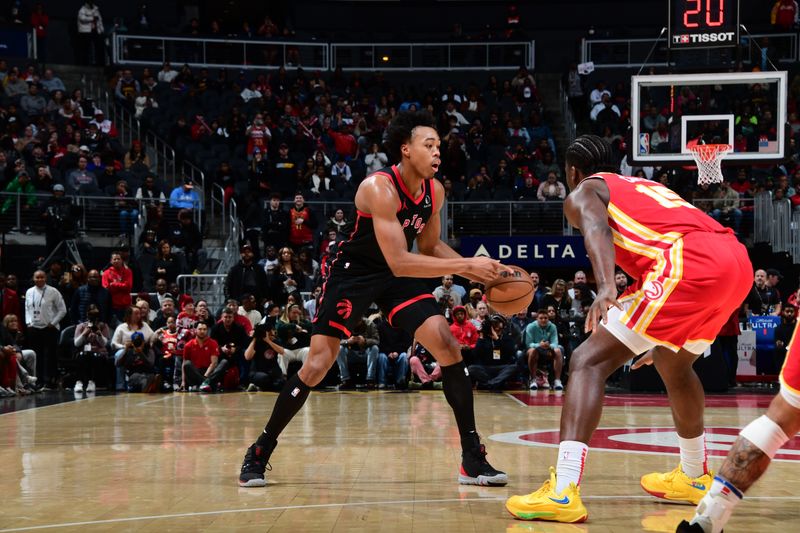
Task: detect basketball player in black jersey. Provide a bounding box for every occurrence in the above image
[239,110,510,488]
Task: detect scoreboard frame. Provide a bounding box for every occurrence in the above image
[668,0,740,50]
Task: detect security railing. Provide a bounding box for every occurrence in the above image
[330,41,534,71]
[754,191,773,243]
[559,79,577,147]
[691,197,756,238]
[581,32,798,68]
[176,274,229,311]
[0,191,147,237]
[109,33,534,72]
[443,200,570,238]
[112,34,329,70]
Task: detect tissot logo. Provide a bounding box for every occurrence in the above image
[672,32,735,45]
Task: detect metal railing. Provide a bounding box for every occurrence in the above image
[110,33,534,72]
[559,79,577,147]
[772,199,793,254]
[144,130,177,187]
[581,32,798,68]
[754,191,773,243]
[176,274,229,311]
[330,41,534,71]
[112,33,329,70]
[0,191,146,237]
[692,197,756,238]
[790,211,800,261]
[443,200,570,238]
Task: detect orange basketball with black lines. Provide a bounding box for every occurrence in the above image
[484,265,534,315]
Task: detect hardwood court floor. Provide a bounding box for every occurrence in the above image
[0,389,798,532]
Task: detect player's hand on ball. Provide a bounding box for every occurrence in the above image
[585,288,622,334]
[463,257,513,283]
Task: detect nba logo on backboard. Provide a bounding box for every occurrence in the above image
[639,133,650,155]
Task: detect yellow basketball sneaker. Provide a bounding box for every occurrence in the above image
[505,467,588,523]
[640,465,712,505]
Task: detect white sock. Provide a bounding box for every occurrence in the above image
[678,433,708,478]
[555,440,588,493]
[690,476,743,533]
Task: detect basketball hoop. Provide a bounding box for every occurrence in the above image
[689,144,732,186]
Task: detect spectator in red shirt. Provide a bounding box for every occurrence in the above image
[327,124,358,159]
[181,322,220,390]
[449,305,479,362]
[772,0,799,30]
[102,251,134,320]
[0,272,20,323]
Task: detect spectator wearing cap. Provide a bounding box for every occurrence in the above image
[467,314,520,391]
[1,171,36,216]
[767,268,783,301]
[464,288,484,318]
[225,242,269,303]
[169,177,201,210]
[90,109,118,138]
[515,171,540,200]
[20,84,47,119]
[66,155,98,193]
[450,305,478,360]
[41,183,78,254]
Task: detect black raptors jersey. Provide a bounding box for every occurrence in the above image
[332,165,435,276]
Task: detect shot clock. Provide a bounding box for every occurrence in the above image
[668,0,740,49]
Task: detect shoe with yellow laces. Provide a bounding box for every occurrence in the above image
[505,467,588,523]
[640,465,712,505]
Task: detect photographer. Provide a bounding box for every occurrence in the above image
[41,184,80,254]
[116,331,160,392]
[244,323,288,392]
[208,308,248,391]
[73,304,110,393]
[467,314,519,391]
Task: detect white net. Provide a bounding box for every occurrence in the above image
[690,144,732,186]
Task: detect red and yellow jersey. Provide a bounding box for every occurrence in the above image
[584,173,731,280]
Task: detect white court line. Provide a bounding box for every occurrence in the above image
[136,395,179,407]
[504,392,529,407]
[3,494,800,531]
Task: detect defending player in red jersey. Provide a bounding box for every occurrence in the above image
[506,134,753,523]
[238,111,510,488]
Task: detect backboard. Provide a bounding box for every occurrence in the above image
[630,71,788,166]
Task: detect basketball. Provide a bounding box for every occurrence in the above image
[484,265,534,315]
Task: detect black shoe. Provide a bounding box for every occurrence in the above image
[676,520,707,532]
[458,433,508,486]
[239,441,276,487]
[421,381,434,390]
[338,380,355,390]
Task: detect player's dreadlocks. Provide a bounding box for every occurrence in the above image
[385,110,437,164]
[565,134,617,177]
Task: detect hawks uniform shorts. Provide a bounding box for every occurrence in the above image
[602,231,753,355]
[312,269,441,339]
[780,321,800,408]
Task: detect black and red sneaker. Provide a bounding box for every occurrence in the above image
[238,441,276,487]
[458,434,508,486]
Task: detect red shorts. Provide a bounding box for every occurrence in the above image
[605,232,752,354]
[780,321,800,407]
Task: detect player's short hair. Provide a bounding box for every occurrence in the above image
[565,134,616,176]
[385,110,437,163]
